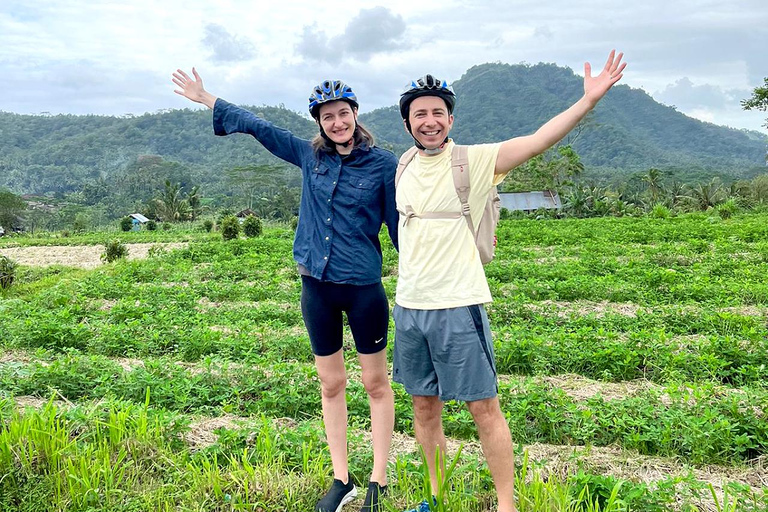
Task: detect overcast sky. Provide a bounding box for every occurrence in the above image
[2,0,766,134]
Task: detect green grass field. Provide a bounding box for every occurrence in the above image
[1,213,767,511]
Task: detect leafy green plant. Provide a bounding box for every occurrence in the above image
[242,215,262,238]
[101,239,128,263]
[717,199,738,220]
[72,213,89,233]
[0,255,16,289]
[650,203,671,219]
[120,216,133,232]
[146,220,157,231]
[220,216,240,241]
[203,219,214,232]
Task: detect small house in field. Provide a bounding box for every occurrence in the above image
[499,190,561,213]
[129,213,150,230]
[236,209,257,223]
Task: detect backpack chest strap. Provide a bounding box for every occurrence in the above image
[399,205,464,226]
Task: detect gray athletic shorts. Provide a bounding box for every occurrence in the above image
[392,304,498,402]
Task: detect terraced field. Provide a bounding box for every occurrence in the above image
[1,213,767,511]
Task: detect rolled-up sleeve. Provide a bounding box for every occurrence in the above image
[213,98,308,167]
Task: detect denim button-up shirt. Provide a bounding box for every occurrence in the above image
[213,99,398,285]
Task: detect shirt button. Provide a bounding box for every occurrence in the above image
[327,218,331,222]
[328,198,331,202]
[332,181,336,185]
[325,236,329,241]
[324,256,328,260]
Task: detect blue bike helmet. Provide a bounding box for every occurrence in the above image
[308,80,359,119]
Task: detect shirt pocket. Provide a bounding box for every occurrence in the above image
[310,164,330,192]
[351,178,377,206]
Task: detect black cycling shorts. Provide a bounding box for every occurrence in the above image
[300,275,389,357]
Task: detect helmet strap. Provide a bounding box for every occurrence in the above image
[405,119,448,154]
[318,123,357,150]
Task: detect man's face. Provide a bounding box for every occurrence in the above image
[406,95,454,149]
[318,101,357,144]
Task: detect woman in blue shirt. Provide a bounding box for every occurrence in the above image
[173,68,397,512]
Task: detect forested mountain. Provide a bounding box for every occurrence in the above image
[362,62,767,183]
[1,62,765,199]
[0,106,316,197]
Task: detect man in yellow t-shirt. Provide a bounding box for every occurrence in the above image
[393,51,626,512]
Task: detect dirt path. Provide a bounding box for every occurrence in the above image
[0,243,187,269]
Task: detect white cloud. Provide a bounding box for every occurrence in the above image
[0,0,765,134]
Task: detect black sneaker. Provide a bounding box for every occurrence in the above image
[315,475,357,512]
[360,482,387,512]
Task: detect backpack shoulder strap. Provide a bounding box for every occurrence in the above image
[450,144,474,236]
[396,146,420,186]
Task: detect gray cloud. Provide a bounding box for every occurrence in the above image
[344,7,406,56]
[533,25,553,39]
[295,24,342,65]
[2,59,171,116]
[296,7,406,63]
[654,77,749,111]
[651,77,767,132]
[202,23,256,63]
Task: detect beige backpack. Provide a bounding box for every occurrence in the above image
[395,144,501,264]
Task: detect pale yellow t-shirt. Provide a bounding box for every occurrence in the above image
[395,140,504,310]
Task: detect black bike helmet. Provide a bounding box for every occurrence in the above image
[398,74,455,120]
[308,80,359,120]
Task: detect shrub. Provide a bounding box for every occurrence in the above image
[203,220,214,233]
[290,216,299,231]
[148,245,166,258]
[101,239,128,263]
[119,216,133,232]
[717,199,737,220]
[650,203,671,219]
[73,214,88,233]
[220,216,240,241]
[162,222,172,231]
[146,220,157,231]
[242,215,262,238]
[0,255,16,289]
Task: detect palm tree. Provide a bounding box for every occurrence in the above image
[642,168,664,204]
[187,185,203,221]
[684,178,724,211]
[154,180,190,222]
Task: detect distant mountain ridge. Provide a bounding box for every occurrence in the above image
[362,62,767,174]
[1,61,765,196]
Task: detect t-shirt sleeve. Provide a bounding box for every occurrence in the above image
[467,142,503,194]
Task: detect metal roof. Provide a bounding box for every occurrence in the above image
[499,190,561,211]
[129,213,150,223]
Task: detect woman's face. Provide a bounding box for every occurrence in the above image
[317,101,357,145]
